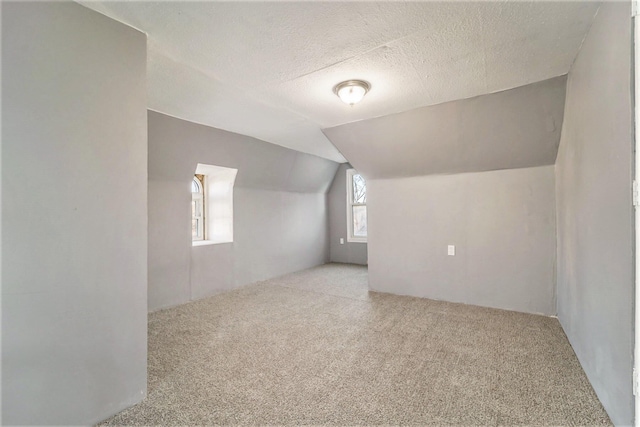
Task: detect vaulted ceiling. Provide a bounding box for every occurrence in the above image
[80,1,600,165]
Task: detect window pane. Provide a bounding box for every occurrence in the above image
[192,219,198,238]
[352,205,367,237]
[352,174,366,204]
[192,178,201,193]
[192,197,203,240]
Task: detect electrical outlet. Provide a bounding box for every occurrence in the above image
[448,245,455,256]
[340,238,345,245]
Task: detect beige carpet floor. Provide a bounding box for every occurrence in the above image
[99,263,611,426]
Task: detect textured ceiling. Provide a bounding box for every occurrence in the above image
[324,76,567,179]
[79,1,599,163]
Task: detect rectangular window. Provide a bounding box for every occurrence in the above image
[347,168,367,243]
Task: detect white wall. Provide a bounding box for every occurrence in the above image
[555,3,633,425]
[2,2,147,424]
[368,166,556,315]
[148,111,338,311]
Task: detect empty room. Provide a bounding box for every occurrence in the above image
[2,0,636,426]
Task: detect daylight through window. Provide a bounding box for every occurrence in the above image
[192,163,238,246]
[347,169,367,242]
[192,175,205,241]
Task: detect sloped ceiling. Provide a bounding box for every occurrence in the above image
[324,76,567,179]
[79,1,599,165]
[148,111,338,193]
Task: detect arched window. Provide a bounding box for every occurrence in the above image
[191,164,238,245]
[191,175,204,241]
[347,169,367,243]
[191,177,201,193]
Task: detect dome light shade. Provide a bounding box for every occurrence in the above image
[333,80,371,105]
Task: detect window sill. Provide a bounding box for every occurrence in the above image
[347,237,367,244]
[192,240,232,247]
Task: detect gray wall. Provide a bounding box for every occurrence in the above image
[555,3,633,425]
[328,163,368,265]
[148,111,339,311]
[324,76,566,180]
[2,2,148,425]
[368,166,556,315]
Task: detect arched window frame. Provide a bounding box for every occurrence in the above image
[192,164,238,246]
[347,168,367,243]
[192,175,205,241]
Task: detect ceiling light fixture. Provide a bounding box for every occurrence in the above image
[333,80,371,105]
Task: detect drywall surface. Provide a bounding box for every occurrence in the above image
[148,111,338,311]
[368,166,556,315]
[81,1,598,158]
[148,180,191,309]
[328,163,368,265]
[2,2,147,425]
[555,3,633,425]
[324,76,567,180]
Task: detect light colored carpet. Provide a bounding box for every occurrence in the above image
[99,263,611,426]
